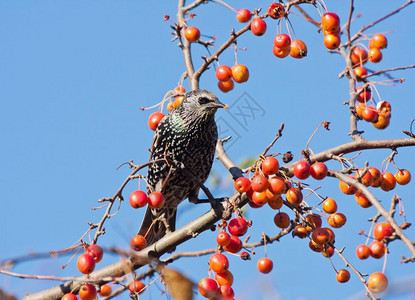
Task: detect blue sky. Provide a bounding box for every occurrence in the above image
[1,1,414,299]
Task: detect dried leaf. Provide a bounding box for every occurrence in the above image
[157,266,195,300]
[282,151,293,163]
[400,221,411,230]
[324,121,331,130]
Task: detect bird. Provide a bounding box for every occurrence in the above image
[138,89,227,246]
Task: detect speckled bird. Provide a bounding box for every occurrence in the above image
[138,89,226,245]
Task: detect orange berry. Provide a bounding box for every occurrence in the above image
[184,26,200,42]
[355,190,372,208]
[368,272,388,294]
[289,40,307,59]
[286,188,303,206]
[395,169,411,185]
[218,78,234,93]
[369,167,383,187]
[231,64,249,83]
[321,12,340,34]
[322,198,337,214]
[339,176,357,195]
[98,284,112,296]
[354,66,368,81]
[215,270,234,286]
[369,34,388,49]
[368,48,382,63]
[323,33,341,49]
[79,284,97,300]
[380,172,396,191]
[351,47,368,65]
[311,227,331,245]
[373,115,390,130]
[328,212,347,228]
[336,269,350,283]
[356,168,373,186]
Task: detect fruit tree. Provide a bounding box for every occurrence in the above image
[1,1,415,299]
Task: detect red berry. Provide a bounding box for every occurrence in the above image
[234,177,251,193]
[257,257,273,274]
[274,34,291,50]
[228,217,248,236]
[224,235,242,253]
[251,174,269,192]
[85,244,103,263]
[369,240,386,259]
[250,18,267,36]
[77,253,95,274]
[129,190,148,208]
[268,176,286,194]
[184,26,200,42]
[148,112,165,131]
[216,231,231,246]
[198,278,219,298]
[267,3,285,19]
[336,269,350,283]
[356,244,371,260]
[310,162,328,180]
[293,160,311,180]
[148,191,164,209]
[236,9,251,23]
[129,280,146,294]
[261,157,280,175]
[362,107,379,123]
[273,45,290,58]
[209,253,229,273]
[356,86,371,103]
[130,234,147,251]
[216,65,232,82]
[218,78,234,93]
[220,285,235,297]
[373,222,394,241]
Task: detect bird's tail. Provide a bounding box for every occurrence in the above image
[138,206,177,246]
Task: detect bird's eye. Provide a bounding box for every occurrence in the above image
[198,97,211,105]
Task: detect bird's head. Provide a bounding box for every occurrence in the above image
[178,89,227,119]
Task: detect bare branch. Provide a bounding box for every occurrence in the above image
[350,0,415,44]
[362,65,415,79]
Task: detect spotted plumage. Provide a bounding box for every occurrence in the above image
[138,89,226,245]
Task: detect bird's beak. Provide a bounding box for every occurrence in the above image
[212,100,228,109]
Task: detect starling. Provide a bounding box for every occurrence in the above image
[138,89,226,245]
